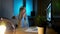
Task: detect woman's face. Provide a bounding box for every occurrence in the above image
[22,8,26,14]
[21,8,26,15]
[23,8,26,13]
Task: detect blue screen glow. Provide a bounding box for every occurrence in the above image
[14,0,23,16]
[14,0,33,16]
[26,0,33,16]
[47,3,51,21]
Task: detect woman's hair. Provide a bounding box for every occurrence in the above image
[19,6,25,20]
[18,6,26,27]
[19,6,25,13]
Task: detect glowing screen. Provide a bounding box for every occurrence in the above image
[47,3,51,21]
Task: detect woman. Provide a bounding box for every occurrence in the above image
[18,6,29,28]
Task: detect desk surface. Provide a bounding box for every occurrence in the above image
[15,28,38,34]
[0,18,58,34]
[5,28,38,34]
[5,28,58,34]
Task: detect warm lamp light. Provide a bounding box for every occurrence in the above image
[0,19,6,34]
[38,27,44,34]
[0,25,6,34]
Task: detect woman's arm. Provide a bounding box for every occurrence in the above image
[23,13,26,20]
[18,14,22,28]
[18,12,24,28]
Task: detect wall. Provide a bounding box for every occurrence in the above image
[37,0,50,16]
[0,0,1,17]
[52,0,60,16]
[1,0,13,19]
[35,0,37,16]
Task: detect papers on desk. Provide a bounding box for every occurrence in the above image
[25,27,38,32]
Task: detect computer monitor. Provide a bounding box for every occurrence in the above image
[47,3,51,21]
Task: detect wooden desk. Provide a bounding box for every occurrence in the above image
[5,28,38,34]
[0,18,58,34]
[15,28,38,34]
[5,27,58,34]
